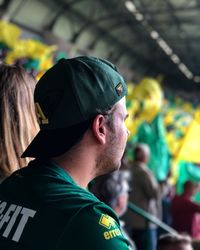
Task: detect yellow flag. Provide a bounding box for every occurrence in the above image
[176,110,200,163]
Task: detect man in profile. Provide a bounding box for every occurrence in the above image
[0,56,130,249]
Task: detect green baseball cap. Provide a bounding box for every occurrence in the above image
[22,56,127,158]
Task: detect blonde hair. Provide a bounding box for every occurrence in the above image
[0,63,39,178]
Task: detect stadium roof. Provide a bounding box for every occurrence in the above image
[1,0,200,93]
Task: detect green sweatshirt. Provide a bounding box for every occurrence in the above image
[0,160,130,249]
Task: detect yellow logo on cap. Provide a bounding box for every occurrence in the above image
[35,102,49,125]
[115,83,123,96]
[99,214,116,229]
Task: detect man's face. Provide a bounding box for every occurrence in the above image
[97,97,129,175]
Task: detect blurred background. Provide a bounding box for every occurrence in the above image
[1,0,200,198]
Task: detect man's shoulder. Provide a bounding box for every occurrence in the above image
[132,162,151,175]
[56,202,131,249]
[172,194,200,209]
[0,162,103,212]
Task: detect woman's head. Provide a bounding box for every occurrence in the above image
[0,63,39,178]
[157,233,193,250]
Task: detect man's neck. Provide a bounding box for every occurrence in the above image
[52,151,96,189]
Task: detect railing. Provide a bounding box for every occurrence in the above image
[128,201,177,235]
[128,202,178,250]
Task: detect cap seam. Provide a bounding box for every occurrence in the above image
[65,60,86,122]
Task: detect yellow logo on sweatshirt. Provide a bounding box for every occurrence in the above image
[99,214,116,229]
[99,214,122,240]
[35,102,49,124]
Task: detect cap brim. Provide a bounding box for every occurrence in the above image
[21,130,66,158]
[22,120,92,158]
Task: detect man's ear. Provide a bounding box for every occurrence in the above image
[92,114,107,144]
